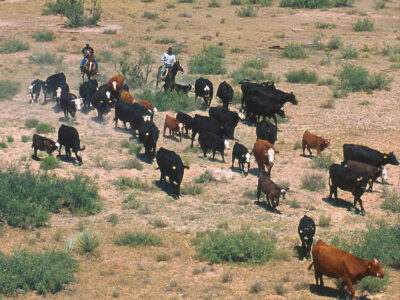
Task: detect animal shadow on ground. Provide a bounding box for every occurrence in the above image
[248,167,260,177]
[31,155,40,161]
[82,107,95,114]
[163,135,181,142]
[90,116,106,124]
[254,200,281,214]
[309,284,370,300]
[322,197,362,215]
[294,245,308,261]
[57,154,78,165]
[153,180,177,199]
[52,105,62,113]
[114,126,132,134]
[136,152,154,164]
[230,166,248,176]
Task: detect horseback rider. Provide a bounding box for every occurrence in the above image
[80,41,98,73]
[157,47,176,79]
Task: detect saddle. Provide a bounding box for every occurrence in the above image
[158,65,170,80]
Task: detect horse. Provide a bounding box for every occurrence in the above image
[82,57,98,81]
[156,61,184,90]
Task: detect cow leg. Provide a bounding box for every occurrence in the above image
[33,147,38,159]
[123,122,128,130]
[357,197,365,215]
[191,132,196,148]
[367,181,373,192]
[221,151,225,163]
[256,186,261,203]
[302,141,306,156]
[307,146,312,157]
[231,156,235,168]
[342,277,355,300]
[212,149,216,160]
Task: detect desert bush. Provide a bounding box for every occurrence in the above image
[194,170,215,184]
[149,218,168,228]
[36,122,55,133]
[333,0,353,6]
[178,0,195,2]
[137,89,201,113]
[231,68,266,85]
[25,118,39,128]
[196,229,275,264]
[0,142,7,149]
[40,156,61,170]
[114,231,161,247]
[273,282,287,295]
[96,50,112,62]
[21,135,30,143]
[231,0,242,4]
[236,5,258,17]
[315,22,336,29]
[142,0,154,2]
[381,187,400,212]
[143,11,158,19]
[0,249,77,296]
[280,0,331,8]
[103,29,117,34]
[382,45,400,62]
[289,199,300,208]
[282,43,308,59]
[0,80,20,100]
[32,30,55,42]
[311,153,334,170]
[0,38,29,54]
[107,213,119,226]
[122,158,143,171]
[318,215,331,227]
[156,252,170,262]
[353,19,374,31]
[181,183,203,195]
[375,0,386,9]
[285,69,317,83]
[76,229,99,254]
[221,271,233,283]
[189,45,226,74]
[301,173,325,191]
[209,0,221,7]
[28,52,63,65]
[122,194,141,210]
[242,59,268,69]
[250,280,264,293]
[231,47,241,53]
[341,45,358,59]
[155,37,176,44]
[359,275,390,294]
[6,136,13,143]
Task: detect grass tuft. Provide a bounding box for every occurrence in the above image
[282,43,308,59]
[32,30,55,42]
[250,280,264,293]
[236,5,258,17]
[189,45,226,75]
[194,170,215,184]
[36,123,55,134]
[40,156,61,170]
[301,173,325,191]
[381,187,400,212]
[0,38,29,54]
[114,231,161,247]
[77,229,100,254]
[318,215,331,227]
[353,19,374,31]
[28,52,63,65]
[285,69,317,83]
[0,81,20,100]
[25,118,39,128]
[311,153,334,170]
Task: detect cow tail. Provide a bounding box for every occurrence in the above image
[79,146,86,151]
[308,262,314,271]
[328,172,332,188]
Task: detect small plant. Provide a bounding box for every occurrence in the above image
[271,248,292,261]
[311,153,334,170]
[113,40,127,47]
[166,3,175,8]
[231,68,266,85]
[231,0,242,4]
[142,0,155,2]
[282,43,308,59]
[76,229,100,254]
[40,156,61,170]
[289,199,300,208]
[156,252,170,262]
[155,37,177,44]
[382,45,400,63]
[273,282,286,295]
[221,271,233,283]
[285,69,318,84]
[236,5,258,18]
[114,231,161,247]
[181,183,203,195]
[149,218,168,228]
[315,22,336,29]
[122,194,141,209]
[6,136,14,143]
[301,173,325,191]
[280,0,332,8]
[318,215,331,227]
[327,35,343,49]
[103,29,117,34]
[0,142,7,149]
[375,0,386,9]
[381,187,400,212]
[250,280,264,293]
[293,141,302,150]
[96,50,113,62]
[341,45,359,59]
[208,0,221,7]
[189,45,226,75]
[353,19,374,31]
[333,0,354,7]
[107,214,119,226]
[0,38,29,53]
[178,0,194,2]
[194,170,216,184]
[138,202,152,215]
[25,118,39,128]
[242,59,268,69]
[21,135,30,143]
[29,52,63,65]
[32,30,55,42]
[231,47,241,53]
[0,80,20,100]
[143,11,158,19]
[359,274,390,294]
[122,158,143,170]
[36,122,55,133]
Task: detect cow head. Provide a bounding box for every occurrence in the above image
[381,168,388,181]
[355,176,368,192]
[72,98,83,111]
[224,140,230,150]
[383,152,399,166]
[277,107,285,118]
[106,91,111,99]
[280,189,286,199]
[245,152,251,163]
[99,99,111,115]
[287,91,298,105]
[321,138,330,151]
[55,142,60,150]
[367,259,385,278]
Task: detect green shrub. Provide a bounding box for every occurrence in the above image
[36,122,55,133]
[122,194,141,210]
[136,89,202,113]
[181,183,204,195]
[143,11,158,19]
[236,5,258,17]
[208,0,221,7]
[375,1,386,9]
[285,69,317,83]
[311,153,334,170]
[353,19,374,31]
[107,213,119,226]
[315,22,336,29]
[141,0,155,2]
[273,282,287,295]
[155,37,177,44]
[231,0,242,4]
[194,170,215,184]
[0,80,20,100]
[114,176,153,192]
[178,0,195,2]
[196,229,275,264]
[381,187,400,212]
[0,38,29,54]
[382,45,400,62]
[333,0,353,7]
[25,118,39,128]
[282,43,308,59]
[0,249,77,296]
[231,68,266,85]
[103,29,117,34]
[341,45,358,59]
[250,280,265,293]
[96,51,113,62]
[280,0,332,8]
[156,252,170,262]
[0,142,7,149]
[77,229,99,254]
[29,52,63,65]
[327,35,343,49]
[259,0,273,6]
[122,158,143,171]
[6,136,13,143]
[359,275,390,294]
[149,218,168,228]
[231,47,242,53]
[21,135,30,143]
[40,156,61,170]
[301,173,325,191]
[32,30,55,42]
[114,231,161,247]
[166,3,175,8]
[242,59,268,69]
[289,199,300,208]
[189,45,226,75]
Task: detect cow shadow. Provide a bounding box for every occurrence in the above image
[31,155,41,161]
[309,284,370,300]
[153,180,177,199]
[294,245,306,261]
[136,152,154,164]
[322,197,362,215]
[230,166,249,176]
[163,135,182,142]
[52,105,62,113]
[82,106,95,114]
[90,116,107,124]
[248,167,261,177]
[114,126,131,134]
[254,200,281,214]
[57,154,79,165]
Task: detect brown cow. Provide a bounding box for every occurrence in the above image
[302,130,330,157]
[107,74,124,91]
[346,160,387,191]
[164,115,183,141]
[253,139,278,176]
[32,134,60,160]
[119,90,136,104]
[257,175,287,209]
[140,99,158,115]
[309,240,385,300]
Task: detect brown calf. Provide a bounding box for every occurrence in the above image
[164,115,183,141]
[253,139,278,176]
[119,90,136,104]
[309,240,384,300]
[107,74,124,91]
[32,134,59,159]
[140,99,157,115]
[257,175,287,209]
[346,160,387,191]
[302,130,330,156]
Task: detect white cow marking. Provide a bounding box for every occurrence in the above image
[238,112,245,120]
[153,107,158,115]
[178,123,183,133]
[143,115,151,122]
[204,85,210,92]
[106,91,111,99]
[112,81,117,90]
[245,152,250,163]
[56,87,62,98]
[382,168,388,181]
[267,148,275,163]
[55,142,60,150]
[29,85,33,90]
[224,140,230,150]
[72,98,83,110]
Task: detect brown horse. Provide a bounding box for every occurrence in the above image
[156,61,183,90]
[82,57,98,81]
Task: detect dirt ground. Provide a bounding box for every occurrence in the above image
[0,0,399,299]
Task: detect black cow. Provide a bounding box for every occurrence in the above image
[79,79,98,110]
[31,134,59,159]
[216,81,234,109]
[91,90,112,120]
[256,120,277,144]
[298,215,316,260]
[57,124,85,164]
[195,77,213,106]
[138,121,159,162]
[209,106,242,139]
[156,147,189,198]
[190,114,225,147]
[198,131,230,163]
[176,112,193,136]
[29,79,44,103]
[342,144,399,168]
[121,83,129,92]
[164,82,192,93]
[329,164,368,214]
[99,84,117,104]
[114,102,152,135]
[55,81,70,107]
[232,142,250,173]
[60,93,82,120]
[43,73,66,103]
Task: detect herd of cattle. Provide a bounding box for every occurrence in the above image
[27,70,398,299]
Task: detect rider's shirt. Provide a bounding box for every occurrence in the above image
[160,53,176,65]
[82,46,95,56]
